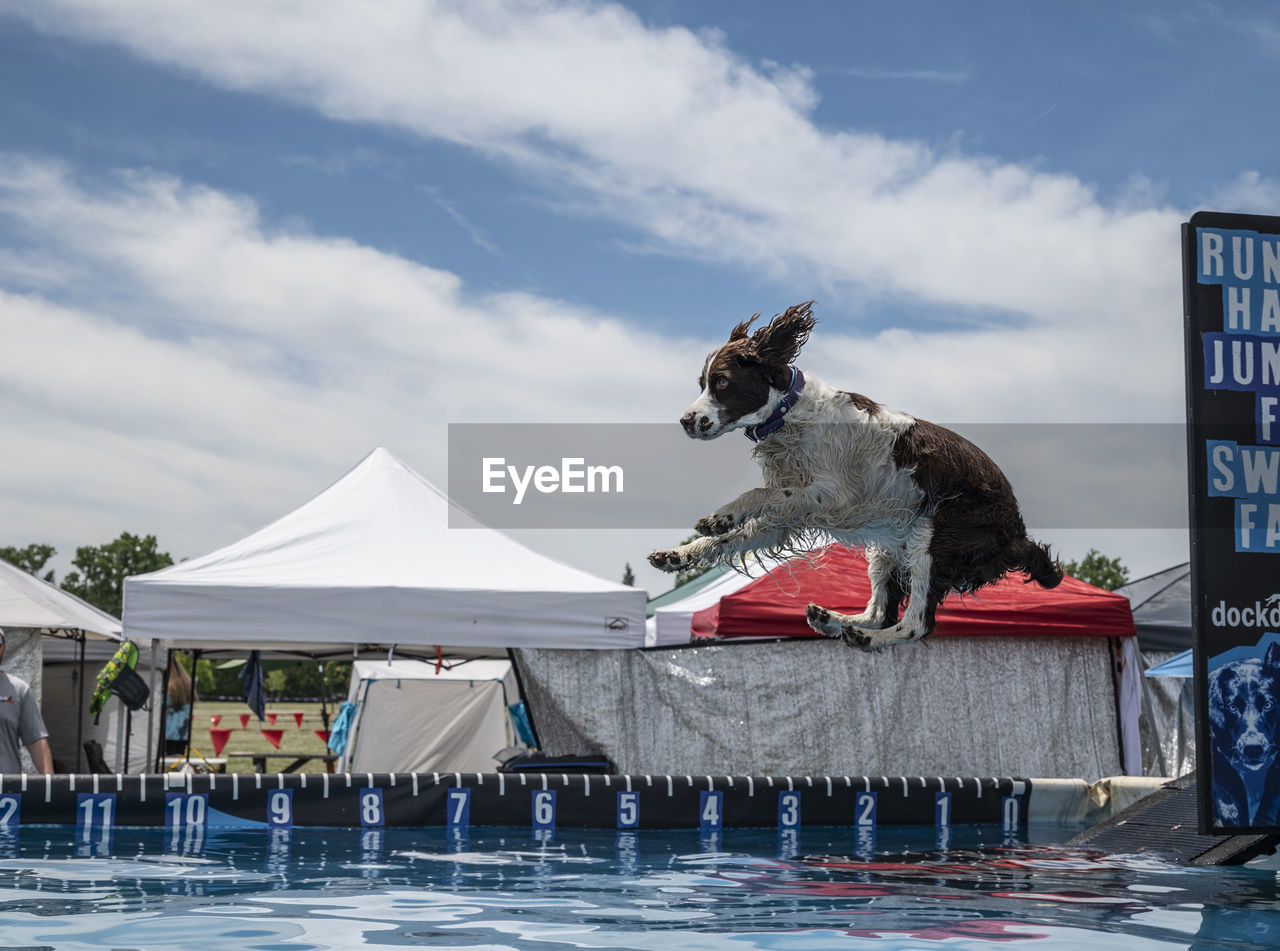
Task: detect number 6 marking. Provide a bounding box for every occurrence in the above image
[532,790,556,830]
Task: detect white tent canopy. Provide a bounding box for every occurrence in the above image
[0,558,122,640]
[123,448,645,651]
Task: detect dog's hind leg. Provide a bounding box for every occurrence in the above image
[807,523,934,651]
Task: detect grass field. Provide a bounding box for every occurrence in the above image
[185,699,340,773]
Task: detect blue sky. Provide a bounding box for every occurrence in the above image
[1,0,1277,598]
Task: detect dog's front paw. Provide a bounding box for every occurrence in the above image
[648,548,694,573]
[806,603,840,637]
[695,512,737,537]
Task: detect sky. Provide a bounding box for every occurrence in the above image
[1,0,1277,603]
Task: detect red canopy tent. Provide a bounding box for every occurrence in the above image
[691,544,1136,640]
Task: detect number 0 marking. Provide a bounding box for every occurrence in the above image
[1002,795,1020,833]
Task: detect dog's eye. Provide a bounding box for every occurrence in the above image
[713,376,729,391]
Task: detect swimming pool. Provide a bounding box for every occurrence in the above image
[1,822,1276,950]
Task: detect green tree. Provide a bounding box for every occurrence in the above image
[621,562,635,586]
[1062,549,1130,591]
[0,543,57,582]
[61,532,174,617]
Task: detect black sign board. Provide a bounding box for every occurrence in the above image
[1184,211,1280,833]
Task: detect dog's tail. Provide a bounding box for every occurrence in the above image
[1013,538,1064,589]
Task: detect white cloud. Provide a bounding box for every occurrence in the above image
[1206,171,1280,217]
[5,1,1184,331]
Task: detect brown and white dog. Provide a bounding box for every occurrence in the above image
[647,301,1062,650]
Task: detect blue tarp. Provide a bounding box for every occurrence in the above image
[1145,649,1192,678]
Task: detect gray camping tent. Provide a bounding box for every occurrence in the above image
[1116,564,1194,778]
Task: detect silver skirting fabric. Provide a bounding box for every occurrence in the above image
[514,636,1125,780]
[1138,648,1195,779]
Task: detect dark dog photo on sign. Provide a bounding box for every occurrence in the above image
[1208,638,1280,828]
[648,301,1062,651]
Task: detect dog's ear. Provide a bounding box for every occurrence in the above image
[728,313,762,342]
[1265,641,1280,672]
[752,301,816,368]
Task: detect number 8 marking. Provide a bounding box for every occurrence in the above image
[360,788,384,827]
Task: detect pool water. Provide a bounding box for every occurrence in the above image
[0,823,1277,950]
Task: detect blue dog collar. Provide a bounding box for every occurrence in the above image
[745,367,805,442]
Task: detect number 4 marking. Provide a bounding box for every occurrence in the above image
[699,790,723,835]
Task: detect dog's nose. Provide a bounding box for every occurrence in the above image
[680,411,698,433]
[1243,742,1268,761]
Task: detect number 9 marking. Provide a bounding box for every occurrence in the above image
[268,789,294,828]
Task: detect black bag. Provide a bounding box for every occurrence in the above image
[108,664,150,711]
[498,751,616,774]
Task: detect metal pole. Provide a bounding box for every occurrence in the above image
[75,633,86,773]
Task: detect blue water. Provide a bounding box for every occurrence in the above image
[0,824,1276,950]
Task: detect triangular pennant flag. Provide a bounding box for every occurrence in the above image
[209,727,233,756]
[293,712,305,728]
[315,729,330,745]
[261,728,284,749]
[210,714,222,727]
[267,712,278,725]
[239,713,250,729]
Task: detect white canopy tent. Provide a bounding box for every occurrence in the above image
[0,558,149,773]
[123,447,646,653]
[0,558,122,639]
[339,658,521,773]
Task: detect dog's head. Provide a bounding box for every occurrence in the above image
[680,301,816,439]
[1209,642,1280,774]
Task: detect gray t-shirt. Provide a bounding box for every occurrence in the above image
[0,672,47,773]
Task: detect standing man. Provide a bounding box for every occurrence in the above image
[0,628,53,774]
